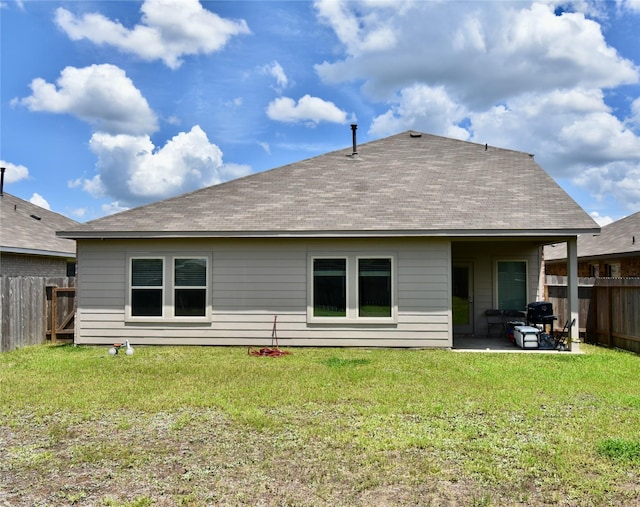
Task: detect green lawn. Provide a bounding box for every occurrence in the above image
[1,344,639,506]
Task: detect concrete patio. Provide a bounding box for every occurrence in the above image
[453,334,582,353]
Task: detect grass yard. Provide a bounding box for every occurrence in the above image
[1,344,639,506]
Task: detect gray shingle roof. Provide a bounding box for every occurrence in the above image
[60,131,599,239]
[1,193,77,257]
[545,211,639,261]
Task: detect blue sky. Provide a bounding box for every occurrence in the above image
[1,0,639,225]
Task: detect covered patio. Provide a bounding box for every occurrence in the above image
[451,237,582,352]
[452,334,583,353]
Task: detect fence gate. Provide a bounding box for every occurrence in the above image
[49,286,76,344]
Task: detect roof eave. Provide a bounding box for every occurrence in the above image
[58,227,601,240]
[0,246,76,258]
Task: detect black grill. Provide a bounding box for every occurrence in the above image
[527,301,555,324]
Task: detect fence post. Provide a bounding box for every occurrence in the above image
[51,287,58,344]
[606,285,613,347]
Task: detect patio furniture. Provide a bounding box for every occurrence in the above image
[485,309,505,338]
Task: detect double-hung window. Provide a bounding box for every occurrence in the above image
[309,253,396,323]
[174,258,207,317]
[131,258,164,317]
[128,255,210,320]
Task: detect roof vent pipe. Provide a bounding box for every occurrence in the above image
[351,124,358,156]
[0,167,5,196]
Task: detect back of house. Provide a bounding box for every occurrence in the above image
[59,131,599,348]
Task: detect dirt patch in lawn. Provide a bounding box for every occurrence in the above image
[1,408,502,506]
[1,408,636,506]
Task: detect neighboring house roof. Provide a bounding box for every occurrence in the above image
[59,131,599,240]
[1,193,78,257]
[545,211,640,262]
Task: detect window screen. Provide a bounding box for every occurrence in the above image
[131,258,163,316]
[174,258,207,316]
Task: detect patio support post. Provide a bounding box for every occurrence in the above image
[567,237,579,351]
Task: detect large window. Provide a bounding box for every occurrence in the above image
[358,258,392,317]
[497,260,527,311]
[313,258,347,317]
[128,255,209,320]
[174,258,207,316]
[131,258,164,317]
[309,254,395,322]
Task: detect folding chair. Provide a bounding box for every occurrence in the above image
[553,318,575,351]
[485,309,505,338]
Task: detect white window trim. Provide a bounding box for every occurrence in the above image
[126,253,212,323]
[494,258,529,310]
[307,252,397,325]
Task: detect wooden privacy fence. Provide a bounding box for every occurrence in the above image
[590,278,640,353]
[546,276,640,354]
[545,276,595,334]
[0,276,75,352]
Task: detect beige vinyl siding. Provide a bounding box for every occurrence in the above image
[74,237,451,347]
[76,245,125,311]
[213,251,306,313]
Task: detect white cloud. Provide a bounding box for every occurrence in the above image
[258,142,271,155]
[101,202,130,216]
[266,95,348,125]
[70,208,87,218]
[68,174,106,199]
[315,1,638,105]
[314,1,640,215]
[18,64,246,209]
[166,116,181,126]
[75,125,250,206]
[630,97,640,126]
[2,1,25,11]
[369,84,469,140]
[29,193,50,210]
[55,0,250,69]
[262,61,288,93]
[17,64,157,135]
[0,161,29,183]
[218,163,253,182]
[589,211,614,226]
[618,0,640,13]
[469,89,640,176]
[314,0,401,57]
[573,161,640,213]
